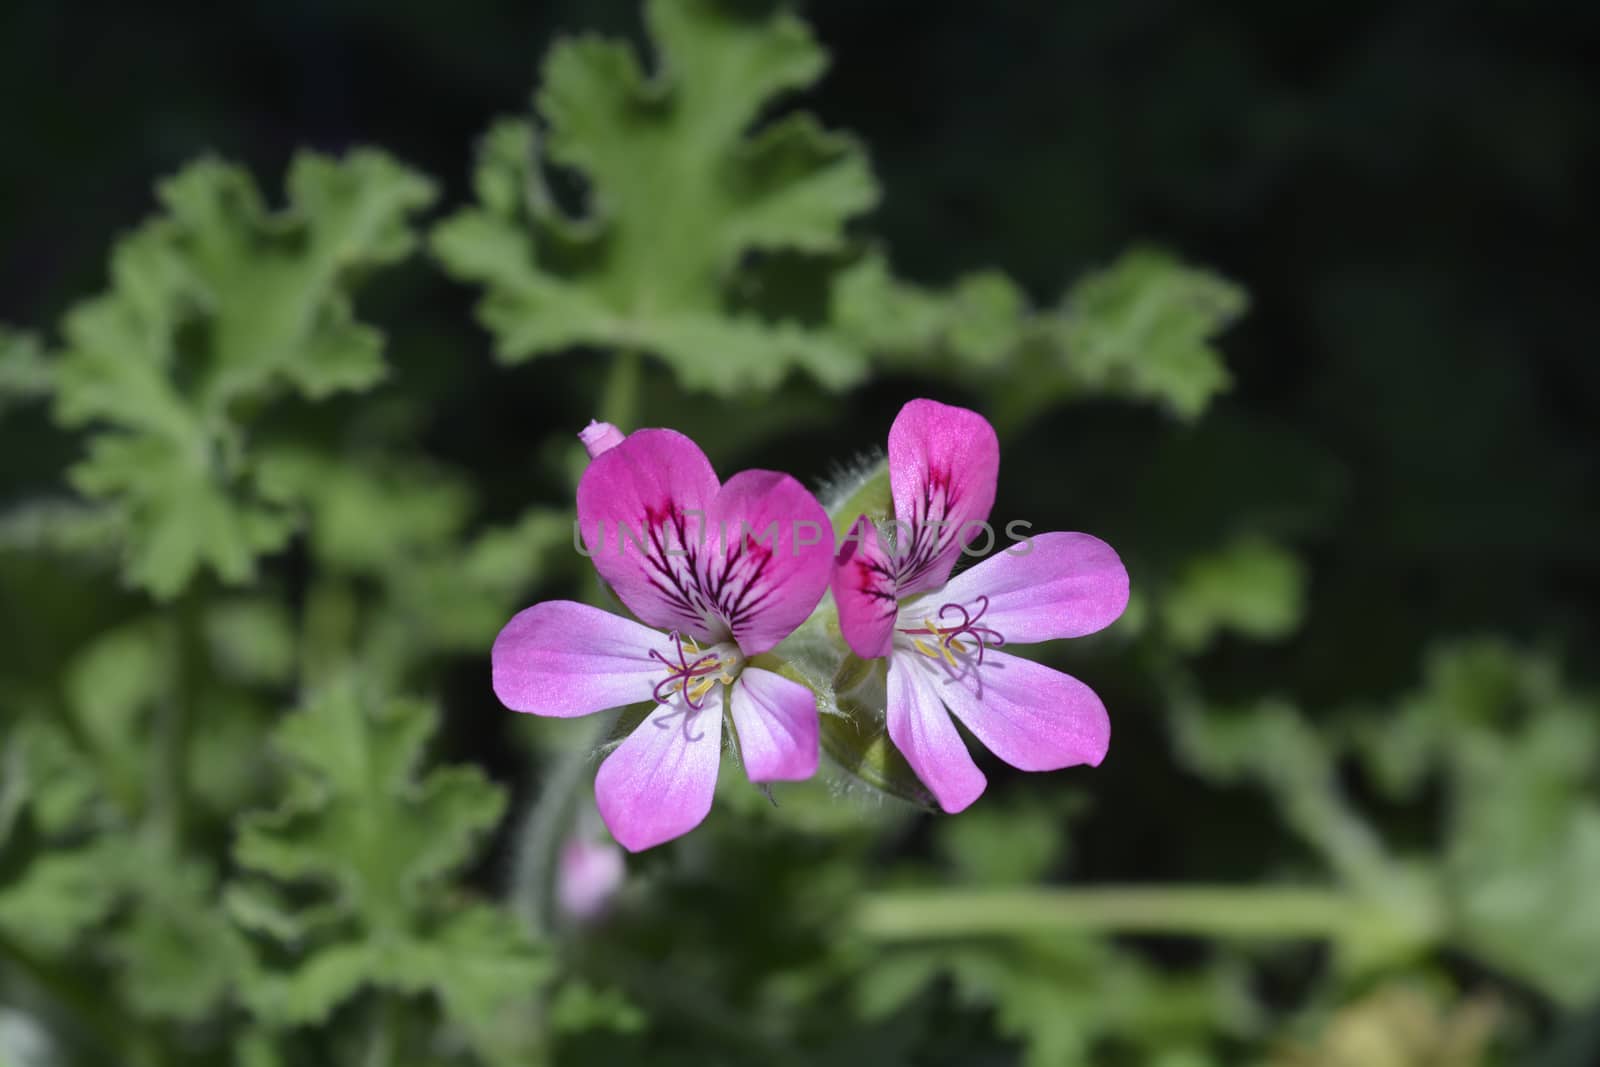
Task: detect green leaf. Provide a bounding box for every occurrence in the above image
[255,447,473,576]
[547,980,648,1036]
[233,683,548,1051]
[1387,643,1600,1005]
[433,0,878,395]
[831,254,1028,372]
[235,686,505,921]
[53,151,435,598]
[936,801,1066,886]
[1160,537,1307,652]
[1054,247,1246,420]
[0,327,52,413]
[0,839,127,954]
[108,860,250,1022]
[829,248,1244,425]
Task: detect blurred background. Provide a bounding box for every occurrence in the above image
[1,1,1597,1065]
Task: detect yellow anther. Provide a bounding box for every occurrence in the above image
[912,637,939,659]
[686,675,718,704]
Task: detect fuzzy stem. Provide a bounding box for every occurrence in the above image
[600,349,642,430]
[856,885,1385,942]
[148,593,201,852]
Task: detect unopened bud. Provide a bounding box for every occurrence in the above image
[578,420,626,459]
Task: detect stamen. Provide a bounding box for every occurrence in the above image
[647,631,727,709]
[897,595,1006,692]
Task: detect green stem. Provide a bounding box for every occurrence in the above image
[856,886,1370,942]
[362,993,399,1067]
[599,348,642,430]
[149,594,202,852]
[510,712,620,936]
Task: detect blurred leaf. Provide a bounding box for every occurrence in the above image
[53,151,435,598]
[0,328,52,414]
[0,718,98,840]
[830,247,1244,425]
[935,801,1065,886]
[433,0,878,394]
[1161,536,1307,652]
[256,447,472,575]
[548,980,648,1036]
[1384,644,1600,1005]
[235,686,504,920]
[378,507,574,656]
[233,683,547,1055]
[1054,247,1247,420]
[831,254,1027,372]
[858,938,1249,1067]
[204,598,297,686]
[0,839,127,954]
[108,860,250,1022]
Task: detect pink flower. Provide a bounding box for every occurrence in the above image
[493,429,832,851]
[831,399,1129,813]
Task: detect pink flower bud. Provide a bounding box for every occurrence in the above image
[557,837,626,921]
[578,420,626,459]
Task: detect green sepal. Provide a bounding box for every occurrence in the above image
[821,696,936,812]
[826,459,891,541]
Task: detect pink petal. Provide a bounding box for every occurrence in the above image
[578,420,626,459]
[595,701,723,851]
[700,470,832,655]
[904,531,1129,645]
[927,648,1110,771]
[492,600,665,717]
[887,399,999,595]
[886,654,987,813]
[831,514,900,659]
[729,667,819,782]
[577,428,723,641]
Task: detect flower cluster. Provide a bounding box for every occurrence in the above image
[493,399,1129,850]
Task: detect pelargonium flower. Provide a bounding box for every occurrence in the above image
[831,399,1129,813]
[493,426,832,851]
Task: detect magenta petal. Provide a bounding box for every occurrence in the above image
[492,601,665,717]
[887,399,999,594]
[595,701,723,851]
[701,470,833,655]
[933,648,1111,771]
[886,655,986,813]
[831,515,900,659]
[576,428,722,640]
[729,668,819,782]
[906,531,1129,644]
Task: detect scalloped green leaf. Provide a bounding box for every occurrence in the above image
[53,151,435,598]
[433,0,877,395]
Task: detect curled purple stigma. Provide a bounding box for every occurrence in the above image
[933,594,1006,668]
[648,631,724,710]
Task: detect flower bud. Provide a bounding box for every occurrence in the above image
[557,836,626,921]
[578,420,626,459]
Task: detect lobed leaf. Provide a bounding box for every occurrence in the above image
[53,151,436,598]
[433,0,878,395]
